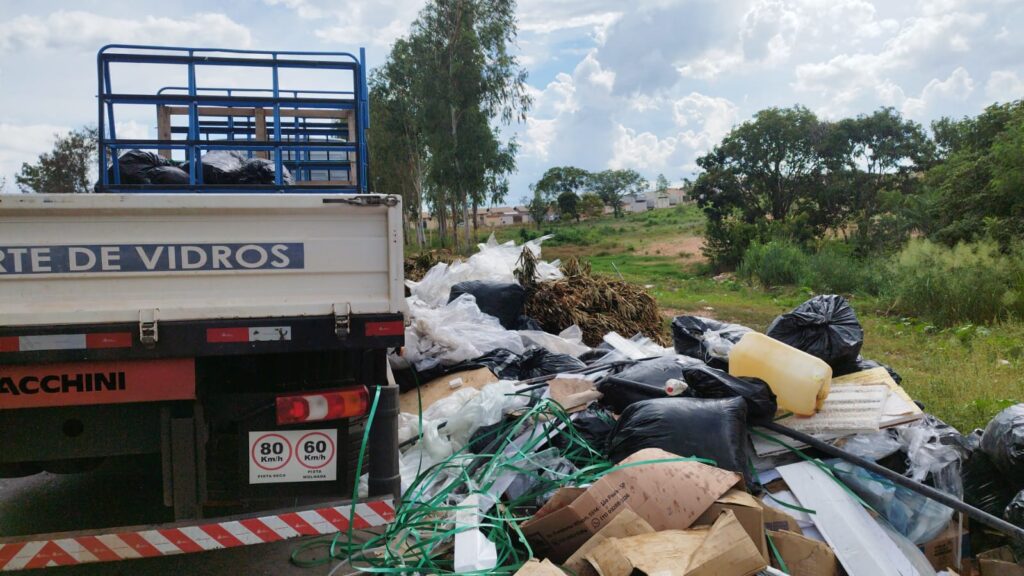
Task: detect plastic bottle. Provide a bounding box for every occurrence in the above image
[728,332,831,416]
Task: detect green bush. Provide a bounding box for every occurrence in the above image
[737,240,809,288]
[885,239,1024,326]
[805,242,886,296]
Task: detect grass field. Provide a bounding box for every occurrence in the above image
[418,205,1022,433]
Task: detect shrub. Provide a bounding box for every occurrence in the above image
[805,242,886,296]
[737,240,809,288]
[885,239,1024,326]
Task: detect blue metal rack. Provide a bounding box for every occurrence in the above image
[96,45,370,193]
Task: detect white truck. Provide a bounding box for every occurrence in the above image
[0,193,405,520]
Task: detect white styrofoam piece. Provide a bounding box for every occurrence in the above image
[777,461,921,576]
[454,495,498,573]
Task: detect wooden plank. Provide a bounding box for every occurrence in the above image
[254,108,268,160]
[165,106,350,119]
[156,106,172,159]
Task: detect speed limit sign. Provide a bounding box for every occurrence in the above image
[248,429,338,484]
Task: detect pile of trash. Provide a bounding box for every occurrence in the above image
[331,239,1024,575]
[104,149,292,187]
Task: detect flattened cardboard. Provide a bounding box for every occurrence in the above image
[769,529,838,576]
[563,507,655,576]
[761,499,803,535]
[513,558,566,576]
[695,489,767,561]
[978,546,1024,576]
[548,376,602,413]
[398,367,497,414]
[520,448,741,562]
[584,509,767,576]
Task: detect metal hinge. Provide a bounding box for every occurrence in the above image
[140,309,159,347]
[333,303,351,338]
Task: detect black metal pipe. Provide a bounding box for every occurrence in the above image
[762,421,1024,543]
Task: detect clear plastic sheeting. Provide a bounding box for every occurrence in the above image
[843,431,903,462]
[404,294,526,371]
[519,325,590,357]
[898,415,967,498]
[407,234,563,307]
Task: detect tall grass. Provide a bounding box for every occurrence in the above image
[886,239,1024,326]
[737,241,809,287]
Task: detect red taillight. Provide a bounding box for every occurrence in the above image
[365,321,404,337]
[275,386,369,425]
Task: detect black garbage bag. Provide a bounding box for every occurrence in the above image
[671,316,752,369]
[766,295,864,368]
[552,404,617,457]
[514,315,544,331]
[679,363,777,423]
[1006,490,1024,556]
[607,396,751,484]
[236,157,293,185]
[449,281,527,329]
[833,356,903,384]
[457,348,524,380]
[196,151,247,184]
[980,404,1024,484]
[963,450,1020,518]
[107,150,187,185]
[595,357,690,413]
[519,347,586,380]
[145,165,190,184]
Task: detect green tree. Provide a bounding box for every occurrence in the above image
[369,39,427,246]
[580,193,605,219]
[524,190,549,228]
[655,173,670,192]
[16,127,97,193]
[556,190,580,222]
[398,0,532,249]
[589,169,646,217]
[532,166,591,200]
[924,101,1024,246]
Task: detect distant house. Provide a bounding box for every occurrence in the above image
[622,194,649,213]
[665,187,690,206]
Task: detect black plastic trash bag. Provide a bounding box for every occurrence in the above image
[519,347,586,380]
[1006,490,1024,556]
[514,315,544,331]
[107,150,187,185]
[196,151,247,184]
[766,295,864,368]
[459,348,524,380]
[980,403,1024,484]
[833,356,903,384]
[595,357,690,413]
[679,363,777,423]
[145,165,190,184]
[236,157,293,185]
[607,396,751,483]
[449,281,527,330]
[671,316,752,369]
[552,404,617,457]
[963,450,1020,518]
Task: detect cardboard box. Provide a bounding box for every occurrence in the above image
[584,509,767,576]
[917,520,966,572]
[398,367,497,414]
[978,546,1024,576]
[695,489,767,561]
[769,530,838,576]
[513,558,566,576]
[563,508,655,576]
[520,448,741,562]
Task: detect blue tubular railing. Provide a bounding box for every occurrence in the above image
[96,44,368,193]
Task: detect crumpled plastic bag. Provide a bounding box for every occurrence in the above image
[671,316,752,369]
[403,294,525,371]
[766,294,864,368]
[518,325,590,357]
[407,234,562,307]
[678,361,777,423]
[897,415,968,497]
[980,403,1024,484]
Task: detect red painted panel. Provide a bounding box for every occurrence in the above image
[0,358,195,409]
[364,321,404,337]
[206,327,249,343]
[0,337,19,353]
[85,332,133,349]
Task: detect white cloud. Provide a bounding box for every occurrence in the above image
[521,118,558,160]
[673,93,739,150]
[0,123,68,191]
[986,70,1024,102]
[0,11,253,53]
[902,67,975,118]
[609,125,677,171]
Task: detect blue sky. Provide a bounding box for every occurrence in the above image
[1,0,1023,199]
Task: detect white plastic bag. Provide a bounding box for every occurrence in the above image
[519,324,590,357]
[403,294,525,371]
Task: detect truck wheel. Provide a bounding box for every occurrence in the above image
[0,463,43,478]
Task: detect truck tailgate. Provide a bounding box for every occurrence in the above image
[0,194,406,327]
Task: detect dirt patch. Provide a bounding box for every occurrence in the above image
[641,235,706,261]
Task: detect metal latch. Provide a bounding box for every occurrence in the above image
[139,309,159,347]
[333,303,351,338]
